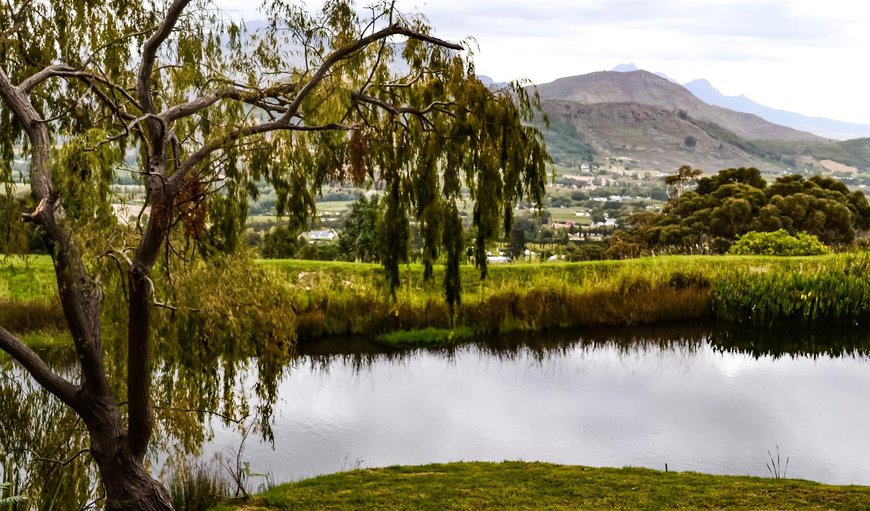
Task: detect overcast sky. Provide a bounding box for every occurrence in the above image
[217,0,870,124]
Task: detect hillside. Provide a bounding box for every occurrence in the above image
[535,70,824,143]
[542,100,774,171]
[533,70,870,176]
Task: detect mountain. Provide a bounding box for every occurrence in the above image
[531,70,870,174]
[683,79,870,141]
[611,63,675,83]
[535,70,823,143]
[611,63,640,73]
[542,100,776,172]
[478,75,509,90]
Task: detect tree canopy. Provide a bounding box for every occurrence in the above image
[339,193,382,262]
[0,0,549,508]
[624,167,870,253]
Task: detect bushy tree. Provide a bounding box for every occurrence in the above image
[261,225,302,258]
[339,194,382,262]
[625,167,870,254]
[664,164,702,202]
[729,230,830,256]
[0,0,549,508]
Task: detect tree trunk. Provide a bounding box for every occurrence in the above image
[80,396,173,510]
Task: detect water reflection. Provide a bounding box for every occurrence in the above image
[5,321,870,508]
[206,322,870,486]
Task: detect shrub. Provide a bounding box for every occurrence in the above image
[728,230,830,256]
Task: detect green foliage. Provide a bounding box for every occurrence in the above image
[624,168,870,253]
[19,253,870,340]
[261,226,302,259]
[0,375,95,509]
[148,255,299,441]
[689,118,783,162]
[339,194,381,263]
[508,225,527,260]
[2,0,550,323]
[0,482,26,506]
[683,135,697,148]
[729,230,830,256]
[295,242,344,261]
[539,112,597,166]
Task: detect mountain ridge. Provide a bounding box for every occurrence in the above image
[682,78,870,141]
[530,69,870,174]
[534,70,823,143]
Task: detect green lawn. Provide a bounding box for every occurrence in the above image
[0,255,57,301]
[212,462,870,510]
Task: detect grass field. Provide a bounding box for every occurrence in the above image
[0,255,57,301]
[212,461,870,510]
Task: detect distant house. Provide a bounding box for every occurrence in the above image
[304,229,338,243]
[550,221,575,230]
[486,255,511,264]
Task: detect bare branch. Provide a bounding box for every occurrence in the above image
[155,405,247,425]
[34,448,91,468]
[0,328,79,407]
[352,92,455,118]
[160,82,298,123]
[169,23,460,187]
[280,23,461,124]
[138,0,193,155]
[18,64,79,93]
[138,0,193,115]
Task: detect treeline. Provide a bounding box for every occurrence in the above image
[249,167,870,263]
[617,167,870,255]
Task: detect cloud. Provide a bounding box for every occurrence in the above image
[215,0,870,123]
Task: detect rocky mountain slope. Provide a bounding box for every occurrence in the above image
[533,70,870,175]
[535,70,823,143]
[542,100,775,172]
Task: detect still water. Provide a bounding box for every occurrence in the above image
[202,324,870,486]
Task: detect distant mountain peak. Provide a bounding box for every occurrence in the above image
[612,63,675,83]
[611,63,639,72]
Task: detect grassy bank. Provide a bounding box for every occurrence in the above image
[4,253,870,344]
[263,254,860,339]
[212,461,870,510]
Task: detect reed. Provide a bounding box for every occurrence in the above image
[167,462,230,511]
[713,253,870,327]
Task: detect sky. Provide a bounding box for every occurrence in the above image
[217,0,870,124]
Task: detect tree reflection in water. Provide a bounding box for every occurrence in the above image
[5,321,870,507]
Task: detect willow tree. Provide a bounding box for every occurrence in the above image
[0,0,548,508]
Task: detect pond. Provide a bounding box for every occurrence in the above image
[198,323,870,486]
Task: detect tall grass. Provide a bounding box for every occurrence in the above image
[167,462,230,511]
[6,254,870,344]
[714,253,870,327]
